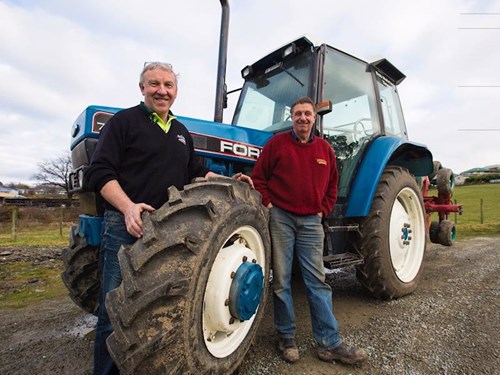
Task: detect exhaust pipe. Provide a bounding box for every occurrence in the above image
[214,0,230,123]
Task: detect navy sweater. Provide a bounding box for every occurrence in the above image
[85,105,209,210]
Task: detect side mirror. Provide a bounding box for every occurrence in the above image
[316,100,332,116]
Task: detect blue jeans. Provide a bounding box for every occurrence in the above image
[270,206,342,349]
[93,210,136,375]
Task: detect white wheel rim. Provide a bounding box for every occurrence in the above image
[203,225,266,358]
[389,187,425,282]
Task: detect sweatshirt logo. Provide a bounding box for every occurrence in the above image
[316,158,327,165]
[177,134,186,145]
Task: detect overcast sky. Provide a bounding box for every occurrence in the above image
[1,0,499,185]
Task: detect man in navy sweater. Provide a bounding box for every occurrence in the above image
[252,96,368,366]
[86,62,251,375]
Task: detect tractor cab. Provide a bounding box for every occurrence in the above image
[231,36,430,212]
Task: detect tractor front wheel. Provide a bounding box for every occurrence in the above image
[354,166,427,299]
[106,178,270,375]
[61,226,100,315]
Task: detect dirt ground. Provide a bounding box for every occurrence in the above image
[0,236,498,375]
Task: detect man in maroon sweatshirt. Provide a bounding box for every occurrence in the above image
[252,96,368,366]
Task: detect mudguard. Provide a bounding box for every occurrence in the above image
[345,136,433,217]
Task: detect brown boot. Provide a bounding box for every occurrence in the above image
[278,338,300,363]
[317,342,368,365]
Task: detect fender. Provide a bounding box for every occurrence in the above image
[345,136,433,217]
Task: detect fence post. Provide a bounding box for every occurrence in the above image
[480,198,484,224]
[60,204,65,237]
[11,207,18,241]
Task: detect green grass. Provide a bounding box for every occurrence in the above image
[0,261,66,309]
[430,183,500,238]
[0,223,72,308]
[0,223,71,247]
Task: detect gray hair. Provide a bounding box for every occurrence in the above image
[291,96,316,114]
[140,62,178,84]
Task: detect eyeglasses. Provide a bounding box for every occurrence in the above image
[143,62,173,69]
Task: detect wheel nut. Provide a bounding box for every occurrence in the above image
[224,299,229,306]
[242,256,248,262]
[230,271,236,279]
[229,317,235,324]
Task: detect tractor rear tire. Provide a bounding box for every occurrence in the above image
[106,178,270,375]
[438,220,456,246]
[354,167,426,299]
[61,225,100,315]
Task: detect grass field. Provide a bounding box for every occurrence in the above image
[433,183,500,238]
[0,261,66,309]
[0,222,71,247]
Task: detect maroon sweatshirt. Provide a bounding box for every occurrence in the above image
[252,132,338,216]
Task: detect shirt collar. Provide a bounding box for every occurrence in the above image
[140,101,176,133]
[291,130,314,143]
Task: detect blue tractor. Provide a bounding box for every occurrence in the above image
[61,1,460,374]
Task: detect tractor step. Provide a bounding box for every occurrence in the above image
[325,224,359,233]
[323,252,364,269]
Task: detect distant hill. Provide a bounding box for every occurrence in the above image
[461,165,500,175]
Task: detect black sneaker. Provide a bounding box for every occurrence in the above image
[317,342,368,365]
[278,338,300,363]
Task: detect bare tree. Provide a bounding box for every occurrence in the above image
[31,152,73,199]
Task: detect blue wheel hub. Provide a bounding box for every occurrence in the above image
[401,223,412,245]
[228,261,264,321]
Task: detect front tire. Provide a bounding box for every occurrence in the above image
[354,167,427,299]
[61,226,100,315]
[106,178,270,375]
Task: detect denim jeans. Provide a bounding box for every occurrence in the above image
[270,206,342,349]
[93,210,136,375]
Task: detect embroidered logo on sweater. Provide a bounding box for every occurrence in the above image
[177,134,186,145]
[316,158,327,165]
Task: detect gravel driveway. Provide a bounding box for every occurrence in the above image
[0,236,498,375]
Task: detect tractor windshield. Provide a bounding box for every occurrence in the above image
[232,51,313,132]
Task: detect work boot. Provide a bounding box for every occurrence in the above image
[317,342,368,365]
[278,337,300,363]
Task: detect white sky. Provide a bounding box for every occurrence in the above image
[1,0,499,185]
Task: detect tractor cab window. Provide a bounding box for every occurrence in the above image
[232,51,312,132]
[235,88,291,130]
[321,48,380,152]
[376,74,408,139]
[320,47,380,198]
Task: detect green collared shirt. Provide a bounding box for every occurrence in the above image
[150,112,176,133]
[140,101,176,133]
